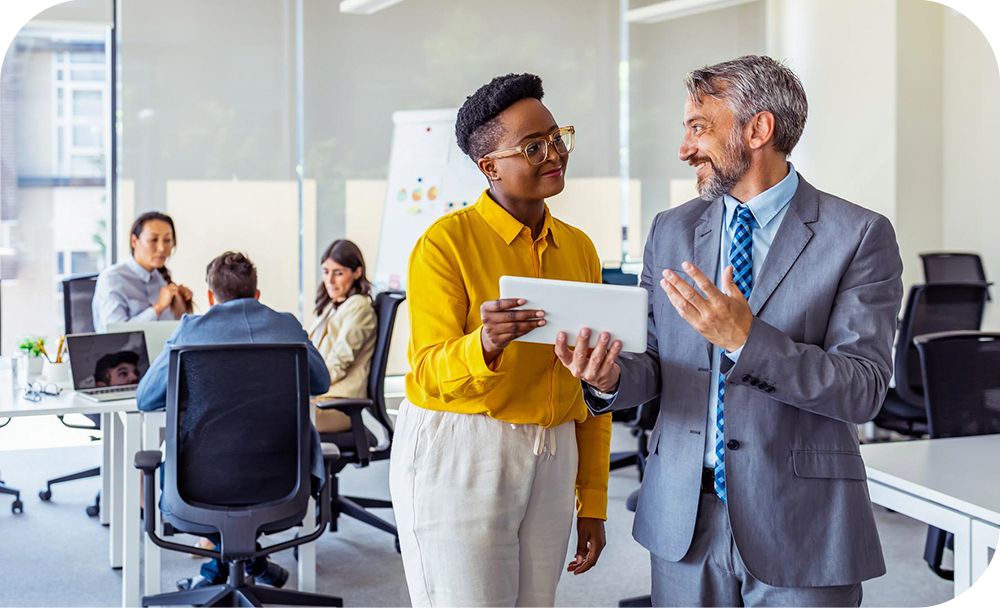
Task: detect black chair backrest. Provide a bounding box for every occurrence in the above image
[915,331,1000,438]
[162,343,312,555]
[366,290,406,439]
[920,252,990,300]
[602,267,639,286]
[894,283,989,406]
[62,273,99,335]
[920,252,987,284]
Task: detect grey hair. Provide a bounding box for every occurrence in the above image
[685,55,808,155]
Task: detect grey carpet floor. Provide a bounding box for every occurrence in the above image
[0,425,954,607]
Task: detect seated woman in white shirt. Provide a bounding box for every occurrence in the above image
[92,211,193,332]
[307,239,377,433]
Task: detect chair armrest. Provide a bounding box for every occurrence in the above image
[134,450,162,473]
[315,398,372,412]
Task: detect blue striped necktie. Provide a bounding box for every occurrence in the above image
[715,204,754,503]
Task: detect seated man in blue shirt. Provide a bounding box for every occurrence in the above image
[137,251,331,591]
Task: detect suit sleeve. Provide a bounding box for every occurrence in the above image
[406,234,506,403]
[135,322,182,411]
[584,212,663,414]
[728,215,903,424]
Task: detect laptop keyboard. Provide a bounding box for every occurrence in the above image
[90,386,135,395]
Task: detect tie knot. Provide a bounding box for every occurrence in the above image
[736,205,755,228]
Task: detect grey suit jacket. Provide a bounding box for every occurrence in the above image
[588,174,902,587]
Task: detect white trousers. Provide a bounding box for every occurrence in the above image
[389,399,579,607]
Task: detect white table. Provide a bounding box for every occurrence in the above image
[862,435,1000,596]
[1,381,317,607]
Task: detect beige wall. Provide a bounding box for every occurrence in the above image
[942,8,1000,329]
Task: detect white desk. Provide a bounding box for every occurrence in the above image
[1,381,318,607]
[862,435,1000,596]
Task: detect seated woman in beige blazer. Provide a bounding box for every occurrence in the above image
[308,239,377,433]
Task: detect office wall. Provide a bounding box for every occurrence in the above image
[629,1,767,241]
[942,8,1000,329]
[767,0,898,225]
[896,0,944,289]
[301,0,623,260]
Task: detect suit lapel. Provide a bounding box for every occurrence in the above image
[692,199,723,365]
[748,174,818,315]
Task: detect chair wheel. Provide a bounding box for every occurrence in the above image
[86,504,100,517]
[12,500,23,514]
[395,536,401,553]
[38,490,52,501]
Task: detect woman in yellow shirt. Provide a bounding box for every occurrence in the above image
[389,73,612,607]
[307,239,377,433]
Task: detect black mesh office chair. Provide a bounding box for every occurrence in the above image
[1,417,24,514]
[915,331,1000,581]
[134,343,343,607]
[873,283,988,437]
[38,273,102,516]
[316,290,405,549]
[920,252,991,300]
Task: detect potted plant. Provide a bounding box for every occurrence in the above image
[17,336,50,381]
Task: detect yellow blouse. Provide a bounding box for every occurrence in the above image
[405,189,612,520]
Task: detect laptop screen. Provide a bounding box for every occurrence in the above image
[66,331,151,391]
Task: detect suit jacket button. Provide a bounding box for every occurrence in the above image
[766,386,776,393]
[742,374,752,383]
[758,382,769,390]
[750,378,759,386]
[727,439,740,450]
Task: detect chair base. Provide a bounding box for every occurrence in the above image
[38,466,101,517]
[338,495,397,537]
[609,451,640,472]
[143,583,343,607]
[1,481,23,514]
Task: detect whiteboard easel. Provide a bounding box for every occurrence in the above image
[374,108,485,290]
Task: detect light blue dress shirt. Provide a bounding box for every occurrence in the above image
[92,256,178,332]
[702,164,798,466]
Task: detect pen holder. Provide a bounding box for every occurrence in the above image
[21,355,44,384]
[42,359,72,388]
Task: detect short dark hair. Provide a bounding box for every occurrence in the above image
[456,73,544,160]
[94,351,139,384]
[205,251,257,303]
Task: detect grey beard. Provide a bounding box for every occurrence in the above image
[696,134,751,202]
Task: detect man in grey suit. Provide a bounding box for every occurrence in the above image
[555,55,902,606]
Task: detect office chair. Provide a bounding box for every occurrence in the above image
[316,290,405,549]
[38,273,102,516]
[920,252,991,300]
[1,417,24,514]
[873,283,988,437]
[134,343,343,607]
[914,330,1000,581]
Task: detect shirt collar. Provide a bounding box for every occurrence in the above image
[125,256,158,284]
[474,189,560,248]
[723,162,798,230]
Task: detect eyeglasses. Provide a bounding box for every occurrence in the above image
[24,381,62,402]
[482,125,575,166]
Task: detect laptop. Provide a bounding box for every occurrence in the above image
[66,331,151,402]
[107,320,180,363]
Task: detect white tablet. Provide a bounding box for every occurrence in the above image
[498,275,648,353]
